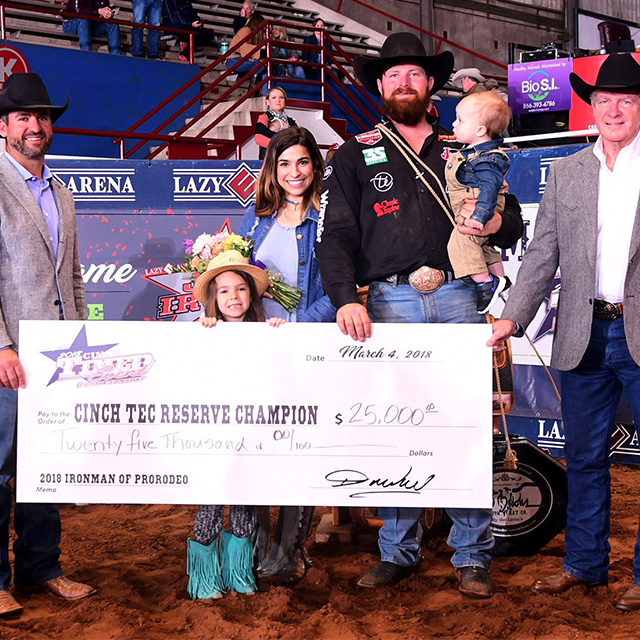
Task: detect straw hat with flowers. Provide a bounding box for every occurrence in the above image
[193,250,271,305]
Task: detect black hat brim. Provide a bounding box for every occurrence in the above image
[570,53,640,104]
[570,72,640,104]
[0,95,69,123]
[354,50,455,97]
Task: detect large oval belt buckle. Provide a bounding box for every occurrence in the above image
[408,266,445,293]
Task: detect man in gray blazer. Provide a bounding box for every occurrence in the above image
[0,73,95,617]
[489,53,640,611]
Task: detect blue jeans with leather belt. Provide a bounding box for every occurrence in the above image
[0,387,62,590]
[366,278,494,569]
[561,316,640,584]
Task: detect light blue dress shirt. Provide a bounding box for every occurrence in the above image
[4,151,61,258]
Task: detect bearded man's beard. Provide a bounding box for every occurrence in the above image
[381,88,431,126]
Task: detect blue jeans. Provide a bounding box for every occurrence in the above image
[368,278,494,569]
[561,316,640,584]
[62,18,122,54]
[0,388,62,590]
[131,0,161,58]
[226,57,261,76]
[275,63,305,79]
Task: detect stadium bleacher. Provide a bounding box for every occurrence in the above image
[3,0,379,65]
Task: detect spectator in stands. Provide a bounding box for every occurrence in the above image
[162,0,215,62]
[227,12,266,79]
[302,19,333,81]
[451,68,488,95]
[232,1,255,34]
[255,86,298,159]
[271,25,305,80]
[62,0,122,55]
[451,69,510,137]
[131,0,162,59]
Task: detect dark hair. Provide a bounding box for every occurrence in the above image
[205,269,265,322]
[254,127,325,217]
[246,12,266,44]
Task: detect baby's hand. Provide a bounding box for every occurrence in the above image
[267,317,287,327]
[464,217,485,231]
[200,316,221,328]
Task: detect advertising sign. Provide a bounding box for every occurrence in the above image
[508,58,573,115]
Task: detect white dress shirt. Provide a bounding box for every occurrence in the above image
[593,129,640,303]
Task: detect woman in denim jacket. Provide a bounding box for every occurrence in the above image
[238,127,335,323]
[237,127,335,584]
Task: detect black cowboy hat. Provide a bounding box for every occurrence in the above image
[570,53,640,104]
[354,32,455,97]
[0,72,68,122]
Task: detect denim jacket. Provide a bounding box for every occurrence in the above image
[238,204,336,322]
[445,137,510,226]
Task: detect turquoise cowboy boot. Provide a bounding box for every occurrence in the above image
[220,530,257,594]
[186,537,225,600]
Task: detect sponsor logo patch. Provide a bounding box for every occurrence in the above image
[362,147,388,166]
[355,129,383,145]
[323,165,333,180]
[441,146,455,161]
[374,198,400,217]
[370,172,393,192]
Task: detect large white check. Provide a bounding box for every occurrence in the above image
[17,321,492,507]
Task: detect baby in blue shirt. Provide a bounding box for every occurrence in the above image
[446,91,512,314]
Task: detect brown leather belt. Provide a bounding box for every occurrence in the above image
[593,299,624,320]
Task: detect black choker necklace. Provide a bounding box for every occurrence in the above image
[284,198,301,206]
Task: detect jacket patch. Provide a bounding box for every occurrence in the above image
[374,198,400,217]
[355,130,383,145]
[441,146,455,161]
[370,172,394,192]
[362,147,388,166]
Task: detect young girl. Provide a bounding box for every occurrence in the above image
[187,251,282,600]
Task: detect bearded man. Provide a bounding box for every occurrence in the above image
[0,73,93,617]
[316,33,523,598]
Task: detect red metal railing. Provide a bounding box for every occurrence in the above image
[0,0,197,64]
[0,2,511,157]
[117,20,381,160]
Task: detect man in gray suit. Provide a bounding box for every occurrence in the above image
[0,73,95,617]
[489,53,640,611]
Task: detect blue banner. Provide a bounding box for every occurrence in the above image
[45,153,638,465]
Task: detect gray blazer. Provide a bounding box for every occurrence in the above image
[0,153,87,352]
[502,144,640,369]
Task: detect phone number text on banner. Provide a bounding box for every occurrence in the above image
[17,321,493,508]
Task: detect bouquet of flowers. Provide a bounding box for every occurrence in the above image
[169,231,302,312]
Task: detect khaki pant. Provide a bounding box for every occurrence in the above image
[448,225,502,279]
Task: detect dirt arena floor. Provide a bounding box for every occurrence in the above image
[1,463,639,640]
